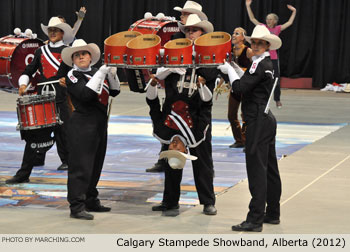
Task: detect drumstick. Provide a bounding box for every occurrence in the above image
[36,80,60,86]
[144,78,153,91]
[264,78,279,114]
[24,83,32,92]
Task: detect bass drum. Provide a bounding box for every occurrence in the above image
[0,36,43,89]
[129,18,180,47]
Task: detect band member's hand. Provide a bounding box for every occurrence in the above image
[246,0,252,6]
[59,77,66,88]
[18,85,27,96]
[108,67,117,77]
[76,7,86,20]
[197,76,206,87]
[149,74,159,86]
[99,65,110,74]
[217,61,233,75]
[287,4,296,12]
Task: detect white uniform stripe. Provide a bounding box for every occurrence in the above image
[171,111,197,145]
[168,114,193,146]
[43,45,61,67]
[41,46,59,70]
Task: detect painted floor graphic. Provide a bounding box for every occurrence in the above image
[0,111,344,210]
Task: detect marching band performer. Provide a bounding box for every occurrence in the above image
[147,1,209,173]
[228,27,253,149]
[149,14,218,216]
[218,25,282,232]
[6,17,74,184]
[61,39,120,220]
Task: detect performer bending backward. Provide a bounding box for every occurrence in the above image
[150,14,218,216]
[147,0,208,173]
[218,25,282,232]
[61,39,120,220]
[228,27,253,149]
[6,17,74,184]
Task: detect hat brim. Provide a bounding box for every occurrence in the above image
[245,34,282,50]
[179,20,214,34]
[173,7,208,20]
[41,22,74,45]
[61,43,100,67]
[159,150,197,161]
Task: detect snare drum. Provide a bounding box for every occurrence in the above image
[125,34,161,69]
[194,32,232,67]
[16,94,61,130]
[104,31,142,66]
[129,18,180,47]
[0,36,43,89]
[163,38,193,68]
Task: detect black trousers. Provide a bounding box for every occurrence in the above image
[162,130,215,207]
[67,112,108,214]
[15,127,55,179]
[244,111,281,224]
[34,101,70,165]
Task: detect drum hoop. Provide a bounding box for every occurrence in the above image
[126,64,161,69]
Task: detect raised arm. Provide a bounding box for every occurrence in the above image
[245,0,261,25]
[72,6,86,36]
[280,5,297,31]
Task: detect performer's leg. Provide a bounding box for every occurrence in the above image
[272,59,282,107]
[228,94,244,147]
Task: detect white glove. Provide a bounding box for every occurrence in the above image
[198,84,212,102]
[146,83,158,100]
[86,66,108,94]
[230,61,245,78]
[155,67,171,80]
[107,67,120,91]
[168,68,186,75]
[217,62,240,84]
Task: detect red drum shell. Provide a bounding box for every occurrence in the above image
[194,32,232,66]
[126,34,161,68]
[0,36,43,89]
[163,38,193,67]
[128,19,180,47]
[104,31,142,65]
[16,94,59,130]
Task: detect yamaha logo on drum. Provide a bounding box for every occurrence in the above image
[22,43,40,49]
[163,27,180,33]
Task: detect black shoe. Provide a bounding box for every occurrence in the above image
[57,163,68,171]
[152,203,179,211]
[70,210,94,220]
[86,205,111,212]
[229,142,245,148]
[5,176,30,184]
[162,208,179,217]
[146,161,165,173]
[203,204,217,215]
[264,215,280,224]
[231,221,262,232]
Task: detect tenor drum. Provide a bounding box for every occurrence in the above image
[16,94,61,130]
[129,18,180,47]
[0,36,43,89]
[194,32,232,67]
[163,38,193,68]
[104,31,142,66]
[125,34,161,69]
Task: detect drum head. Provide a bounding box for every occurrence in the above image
[104,31,142,47]
[194,32,231,46]
[126,34,161,49]
[164,38,192,49]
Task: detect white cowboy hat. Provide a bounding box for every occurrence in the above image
[245,25,282,50]
[174,1,208,21]
[61,39,100,66]
[179,14,214,34]
[41,17,74,45]
[159,150,197,169]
